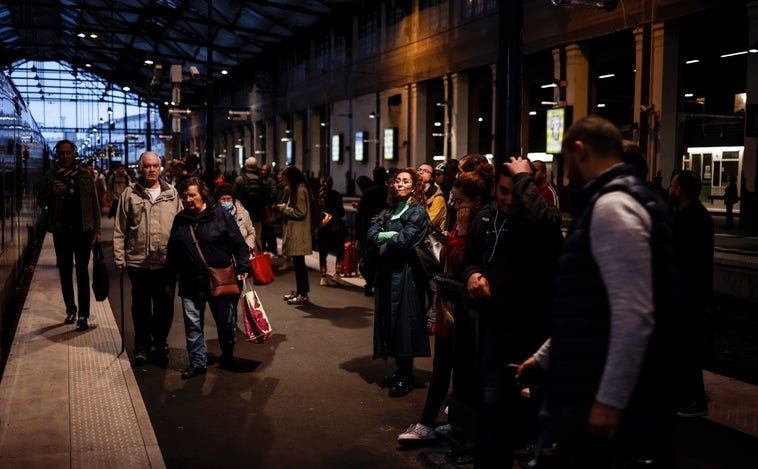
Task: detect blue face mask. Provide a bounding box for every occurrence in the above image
[220,201,234,211]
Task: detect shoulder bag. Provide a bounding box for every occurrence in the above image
[250,249,275,285]
[415,224,446,278]
[91,241,109,301]
[188,226,240,296]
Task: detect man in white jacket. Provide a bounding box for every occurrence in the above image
[114,151,183,366]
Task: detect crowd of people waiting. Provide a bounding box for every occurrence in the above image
[37,113,714,467]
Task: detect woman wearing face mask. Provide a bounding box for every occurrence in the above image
[367,168,431,398]
[214,182,257,252]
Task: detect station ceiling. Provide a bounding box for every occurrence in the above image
[0,0,337,105]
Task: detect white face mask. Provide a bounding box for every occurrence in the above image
[220,201,234,211]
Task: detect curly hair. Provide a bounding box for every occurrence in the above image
[453,161,494,205]
[387,167,426,209]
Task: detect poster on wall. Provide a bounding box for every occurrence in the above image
[384,127,397,161]
[331,134,343,163]
[546,108,568,154]
[355,131,366,163]
[285,140,294,165]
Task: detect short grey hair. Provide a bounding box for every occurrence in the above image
[138,151,161,170]
[244,156,258,170]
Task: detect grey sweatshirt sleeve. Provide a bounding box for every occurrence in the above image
[590,191,655,410]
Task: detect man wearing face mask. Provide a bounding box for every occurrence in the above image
[114,151,183,366]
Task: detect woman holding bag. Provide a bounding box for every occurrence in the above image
[165,177,251,379]
[274,166,312,305]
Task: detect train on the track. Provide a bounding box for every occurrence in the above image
[0,72,48,329]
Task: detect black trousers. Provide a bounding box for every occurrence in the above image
[127,267,175,353]
[52,230,93,318]
[292,255,309,296]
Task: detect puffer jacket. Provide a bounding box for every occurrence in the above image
[113,178,183,269]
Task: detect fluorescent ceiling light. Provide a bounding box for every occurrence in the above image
[598,74,615,79]
[541,83,557,88]
[597,103,606,108]
[529,111,537,116]
[720,51,748,58]
[684,93,694,98]
[686,59,699,64]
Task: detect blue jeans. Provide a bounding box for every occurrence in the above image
[181,294,238,368]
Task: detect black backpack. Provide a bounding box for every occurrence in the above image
[238,173,265,220]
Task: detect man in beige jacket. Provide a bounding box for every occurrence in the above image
[114,151,183,365]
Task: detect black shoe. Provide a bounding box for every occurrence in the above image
[219,353,235,370]
[677,400,708,417]
[64,313,76,324]
[76,318,89,330]
[132,351,148,366]
[181,365,207,379]
[381,369,402,388]
[389,376,415,397]
[153,343,170,357]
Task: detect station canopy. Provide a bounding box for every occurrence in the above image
[0,0,335,106]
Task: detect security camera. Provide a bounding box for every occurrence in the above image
[189,66,200,79]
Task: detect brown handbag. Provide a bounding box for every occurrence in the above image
[189,226,240,296]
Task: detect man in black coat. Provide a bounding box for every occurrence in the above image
[669,169,714,417]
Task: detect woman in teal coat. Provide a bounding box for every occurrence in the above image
[367,168,430,397]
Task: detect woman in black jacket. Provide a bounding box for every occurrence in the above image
[165,177,252,379]
[316,176,346,285]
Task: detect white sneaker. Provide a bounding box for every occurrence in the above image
[397,423,436,445]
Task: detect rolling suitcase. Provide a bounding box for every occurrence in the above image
[342,240,358,276]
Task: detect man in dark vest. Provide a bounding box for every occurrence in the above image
[517,115,685,467]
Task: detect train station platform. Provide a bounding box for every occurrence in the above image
[0,220,757,468]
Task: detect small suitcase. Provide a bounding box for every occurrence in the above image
[342,240,358,277]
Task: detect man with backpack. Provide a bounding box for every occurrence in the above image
[234,157,267,250]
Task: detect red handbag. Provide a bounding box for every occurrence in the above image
[250,251,275,285]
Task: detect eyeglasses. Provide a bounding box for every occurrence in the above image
[417,167,432,174]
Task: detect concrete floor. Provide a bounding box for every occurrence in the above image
[1,215,756,468]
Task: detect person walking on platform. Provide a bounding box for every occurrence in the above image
[107,163,130,218]
[669,169,715,417]
[459,159,563,467]
[316,176,346,286]
[234,157,266,251]
[723,174,739,229]
[275,166,312,305]
[260,163,279,255]
[37,139,102,331]
[398,162,493,444]
[114,151,183,366]
[368,168,430,398]
[165,177,251,379]
[214,182,257,252]
[517,116,686,467]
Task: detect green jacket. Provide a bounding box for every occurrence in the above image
[37,164,102,235]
